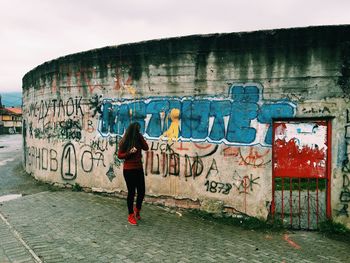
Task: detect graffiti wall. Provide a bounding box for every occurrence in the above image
[22,25,350,224]
[337,109,350,218]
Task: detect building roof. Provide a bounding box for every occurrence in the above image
[5,107,22,115]
[0,107,22,116]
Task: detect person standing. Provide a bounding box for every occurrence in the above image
[117,122,149,225]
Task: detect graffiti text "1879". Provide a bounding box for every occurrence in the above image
[205,180,232,195]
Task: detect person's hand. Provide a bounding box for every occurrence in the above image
[129,147,137,154]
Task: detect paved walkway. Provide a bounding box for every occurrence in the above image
[0,191,349,263]
[0,135,51,197]
[0,134,349,262]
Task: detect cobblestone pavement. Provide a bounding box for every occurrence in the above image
[0,135,349,263]
[0,191,349,263]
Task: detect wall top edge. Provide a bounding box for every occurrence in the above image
[22,24,350,90]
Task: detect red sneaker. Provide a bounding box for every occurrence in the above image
[128,214,137,226]
[134,207,141,220]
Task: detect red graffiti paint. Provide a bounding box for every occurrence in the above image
[66,72,72,92]
[239,147,271,168]
[82,68,100,94]
[176,142,189,151]
[223,146,270,168]
[51,77,57,94]
[222,146,239,157]
[283,234,301,249]
[113,67,133,91]
[75,71,82,93]
[273,122,327,178]
[114,68,121,90]
[125,75,132,86]
[193,143,212,149]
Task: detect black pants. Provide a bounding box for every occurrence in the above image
[123,169,145,214]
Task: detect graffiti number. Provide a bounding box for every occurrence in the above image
[61,143,77,180]
[205,180,232,195]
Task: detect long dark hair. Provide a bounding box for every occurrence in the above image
[119,122,141,152]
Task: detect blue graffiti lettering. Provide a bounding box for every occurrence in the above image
[258,103,295,145]
[227,102,258,144]
[209,101,231,141]
[98,84,296,146]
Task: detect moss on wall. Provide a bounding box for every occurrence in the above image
[338,41,350,96]
[22,25,350,96]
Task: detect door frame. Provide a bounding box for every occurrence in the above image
[271,117,332,222]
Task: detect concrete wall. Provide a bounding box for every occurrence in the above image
[22,25,350,227]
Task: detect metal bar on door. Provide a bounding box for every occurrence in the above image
[326,120,332,218]
[316,178,319,227]
[308,178,310,229]
[271,178,275,218]
[298,178,301,229]
[271,123,276,219]
[281,178,284,221]
[290,177,293,227]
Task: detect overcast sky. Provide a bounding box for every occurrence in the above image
[1,0,349,93]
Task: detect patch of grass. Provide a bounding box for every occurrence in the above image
[28,178,62,192]
[47,183,61,192]
[14,163,27,176]
[72,183,83,192]
[319,219,350,242]
[274,178,327,191]
[189,210,284,232]
[11,163,63,193]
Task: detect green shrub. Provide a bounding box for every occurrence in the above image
[318,219,350,243]
[72,183,83,192]
[319,219,350,235]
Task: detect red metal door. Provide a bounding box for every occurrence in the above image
[271,119,331,230]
